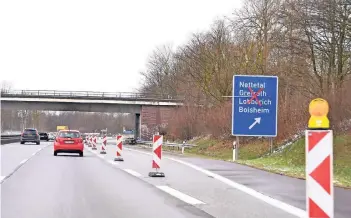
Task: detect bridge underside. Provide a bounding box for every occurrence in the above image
[1,101,142,114]
[1,101,175,141]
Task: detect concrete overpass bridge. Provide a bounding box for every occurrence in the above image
[1,90,184,140]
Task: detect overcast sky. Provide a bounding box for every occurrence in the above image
[0,0,242,93]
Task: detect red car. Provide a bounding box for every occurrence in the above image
[54,130,84,157]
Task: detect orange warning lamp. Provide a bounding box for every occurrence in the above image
[308,98,330,129]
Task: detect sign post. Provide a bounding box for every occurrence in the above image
[232,75,278,159]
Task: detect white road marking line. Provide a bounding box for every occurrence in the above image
[19,159,28,165]
[167,157,306,218]
[125,148,151,156]
[1,146,47,184]
[108,160,119,165]
[156,185,205,205]
[123,169,142,177]
[32,147,43,156]
[97,154,104,159]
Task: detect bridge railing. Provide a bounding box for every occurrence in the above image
[1,90,183,101]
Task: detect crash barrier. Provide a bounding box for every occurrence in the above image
[1,134,21,145]
[105,138,193,149]
[137,140,193,153]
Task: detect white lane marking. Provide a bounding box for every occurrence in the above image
[19,159,28,165]
[157,185,205,205]
[97,154,104,159]
[0,146,46,184]
[125,148,150,155]
[167,157,306,218]
[108,160,119,165]
[123,169,142,177]
[126,148,305,217]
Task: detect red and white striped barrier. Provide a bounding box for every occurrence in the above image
[100,135,107,154]
[88,135,92,147]
[306,130,333,218]
[148,135,165,177]
[114,135,124,161]
[92,135,97,150]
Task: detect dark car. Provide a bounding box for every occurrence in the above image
[39,132,49,141]
[20,128,40,145]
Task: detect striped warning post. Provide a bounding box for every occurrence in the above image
[306,130,333,218]
[92,135,97,150]
[114,135,124,161]
[88,135,92,147]
[100,135,107,154]
[148,135,165,177]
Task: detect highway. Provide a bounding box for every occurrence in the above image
[1,141,350,218]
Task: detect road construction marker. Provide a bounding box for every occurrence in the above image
[92,135,97,150]
[124,169,142,177]
[156,185,205,205]
[306,130,333,218]
[100,135,107,154]
[88,134,92,147]
[308,98,330,129]
[148,135,165,177]
[114,135,124,161]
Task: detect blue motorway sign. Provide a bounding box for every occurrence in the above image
[232,75,278,137]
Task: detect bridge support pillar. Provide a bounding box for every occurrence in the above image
[135,113,140,140]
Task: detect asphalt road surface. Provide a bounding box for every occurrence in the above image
[1,141,349,218]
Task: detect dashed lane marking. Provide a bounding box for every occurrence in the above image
[156,185,205,205]
[1,146,46,184]
[123,169,142,177]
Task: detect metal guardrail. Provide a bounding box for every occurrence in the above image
[136,140,194,148]
[106,138,193,148]
[1,90,183,101]
[1,134,21,145]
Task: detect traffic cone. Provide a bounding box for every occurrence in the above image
[114,135,124,161]
[92,135,97,150]
[148,135,165,177]
[100,135,107,154]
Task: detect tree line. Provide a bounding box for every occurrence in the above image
[1,110,134,133]
[140,0,351,140]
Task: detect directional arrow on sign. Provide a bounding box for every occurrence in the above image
[249,117,261,130]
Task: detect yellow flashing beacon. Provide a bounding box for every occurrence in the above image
[308,98,330,129]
